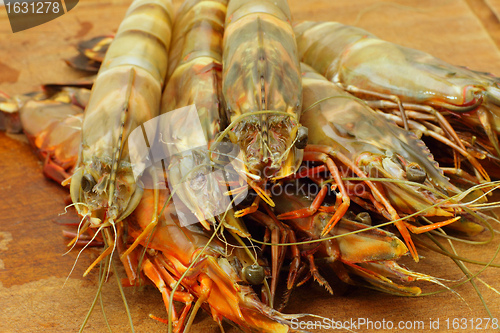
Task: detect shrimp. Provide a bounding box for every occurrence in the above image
[156,0,230,228]
[124,183,302,333]
[0,86,90,183]
[277,64,473,262]
[221,0,308,198]
[294,21,498,181]
[19,97,84,184]
[248,179,429,307]
[67,0,174,263]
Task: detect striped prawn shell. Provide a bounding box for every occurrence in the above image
[299,64,459,217]
[70,0,174,225]
[222,0,304,180]
[162,0,227,145]
[158,0,231,225]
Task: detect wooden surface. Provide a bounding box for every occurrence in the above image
[1,0,500,332]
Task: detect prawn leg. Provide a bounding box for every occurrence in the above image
[369,99,490,181]
[248,209,301,309]
[277,184,329,219]
[142,258,193,333]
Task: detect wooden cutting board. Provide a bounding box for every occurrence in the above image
[1,0,500,332]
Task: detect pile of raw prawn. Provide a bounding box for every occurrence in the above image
[2,0,500,332]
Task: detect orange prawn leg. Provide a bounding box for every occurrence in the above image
[143,258,177,322]
[142,258,194,333]
[154,256,186,291]
[116,224,140,286]
[278,228,301,311]
[403,217,461,234]
[304,253,333,294]
[336,185,391,222]
[309,145,402,221]
[83,229,115,277]
[253,183,275,207]
[120,219,158,260]
[247,210,288,307]
[393,221,419,262]
[318,190,342,213]
[184,273,213,332]
[43,154,72,185]
[295,262,312,287]
[234,195,260,218]
[120,190,158,261]
[261,227,271,254]
[442,167,482,185]
[233,180,274,218]
[61,230,103,247]
[356,189,393,220]
[301,150,350,236]
[287,164,328,179]
[278,185,328,219]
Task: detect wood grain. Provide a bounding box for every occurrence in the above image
[1,0,500,332]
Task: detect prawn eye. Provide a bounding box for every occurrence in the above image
[242,264,265,285]
[406,164,427,183]
[81,173,96,192]
[390,154,404,169]
[295,126,308,149]
[216,140,234,154]
[214,137,240,164]
[355,212,372,225]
